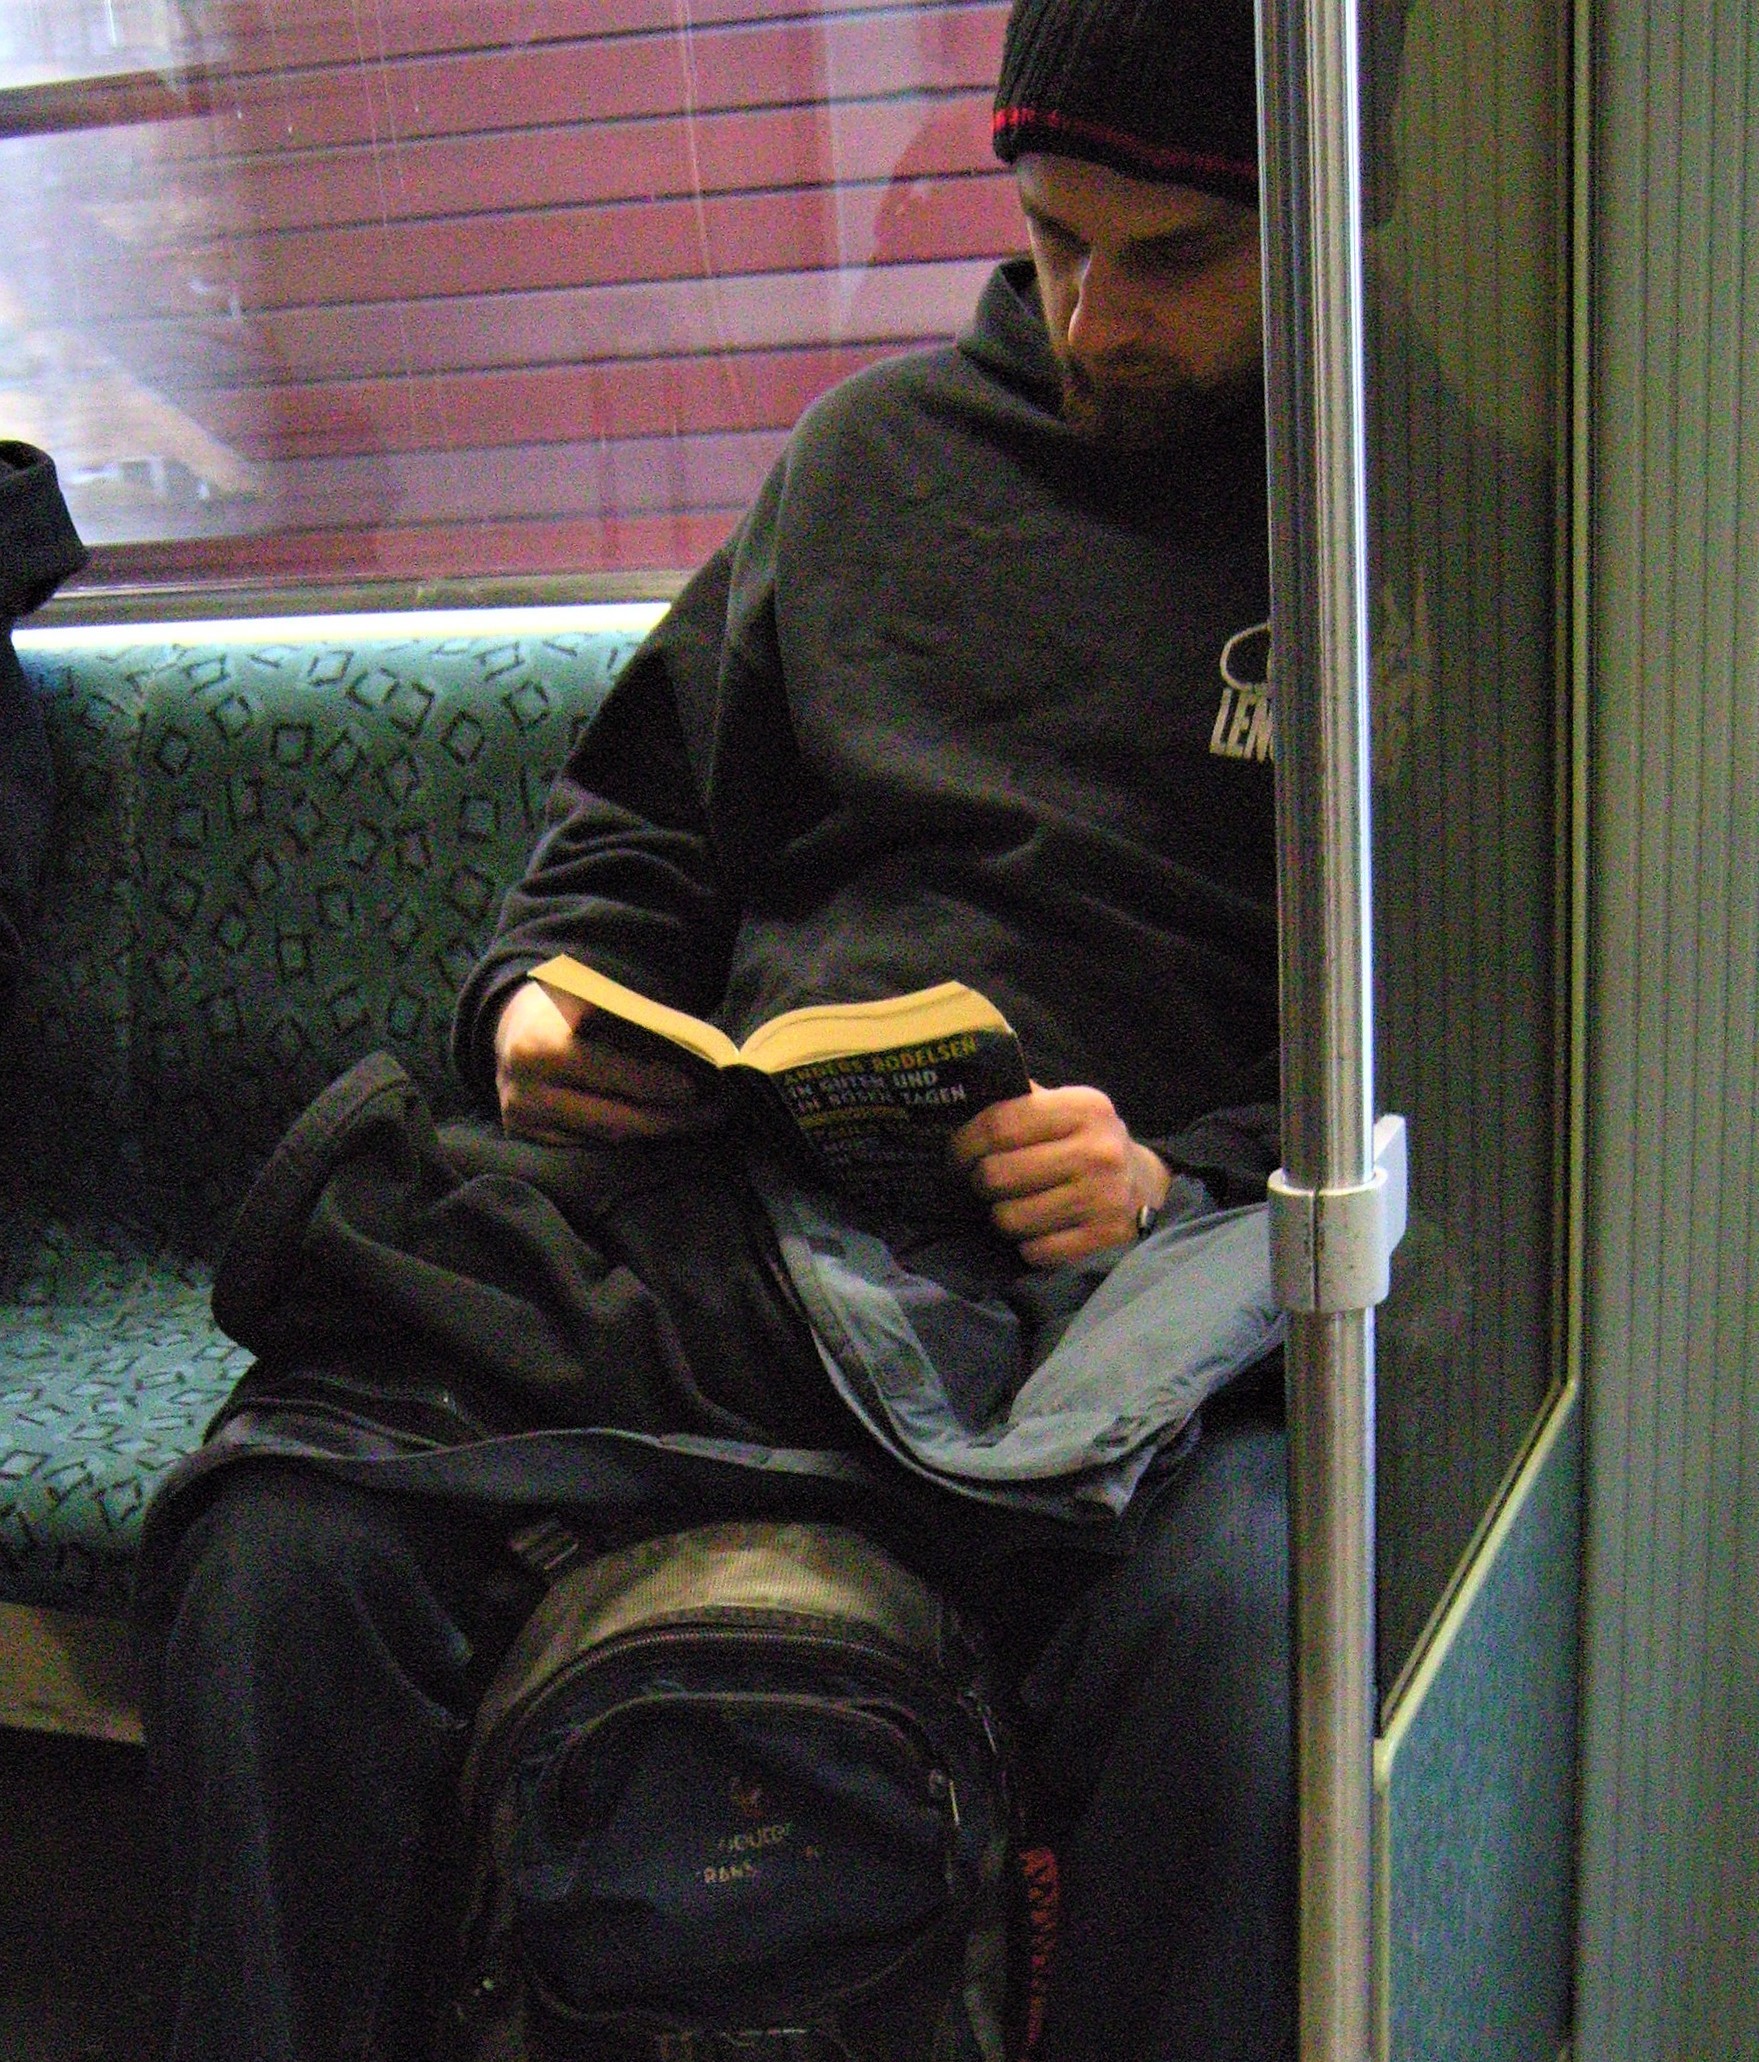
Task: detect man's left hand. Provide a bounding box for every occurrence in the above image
[950,1084,1172,1269]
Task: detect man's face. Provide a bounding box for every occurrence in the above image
[1015,151,1265,452]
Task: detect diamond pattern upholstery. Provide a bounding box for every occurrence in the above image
[0,614,646,1611]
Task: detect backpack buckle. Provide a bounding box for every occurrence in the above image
[506,1515,583,1581]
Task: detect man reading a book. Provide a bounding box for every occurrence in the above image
[140,1,1295,2058]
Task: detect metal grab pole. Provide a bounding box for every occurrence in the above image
[1253,0,1379,2051]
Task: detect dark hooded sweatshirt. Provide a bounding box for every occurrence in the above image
[1,443,88,1023]
[139,265,1285,1561]
[454,261,1280,1186]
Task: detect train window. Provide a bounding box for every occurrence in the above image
[0,0,1013,596]
[1362,0,1568,1693]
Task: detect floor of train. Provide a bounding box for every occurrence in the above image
[0,1727,173,2062]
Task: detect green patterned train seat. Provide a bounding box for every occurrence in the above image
[0,607,658,1655]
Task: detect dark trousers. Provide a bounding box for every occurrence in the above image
[140,1395,1294,2062]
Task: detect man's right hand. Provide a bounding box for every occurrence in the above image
[493,977,713,1143]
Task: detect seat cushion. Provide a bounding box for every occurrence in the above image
[12,610,650,1234]
[1,606,661,1616]
[0,1209,248,1611]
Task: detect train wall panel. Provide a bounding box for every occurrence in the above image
[1576,0,1759,2049]
[1376,1383,1579,2062]
[1362,0,1564,1690]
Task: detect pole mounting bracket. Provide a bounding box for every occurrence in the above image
[1267,1112,1409,1313]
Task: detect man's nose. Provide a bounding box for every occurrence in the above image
[1065,253,1145,364]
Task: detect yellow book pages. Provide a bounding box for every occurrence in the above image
[531,956,1028,1223]
[737,981,1015,1073]
[529,956,741,1068]
[532,958,1015,1077]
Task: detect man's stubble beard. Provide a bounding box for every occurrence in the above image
[1058,356,1263,458]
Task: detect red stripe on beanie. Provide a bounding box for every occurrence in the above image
[994,105,1259,194]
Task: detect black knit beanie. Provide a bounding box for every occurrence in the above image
[992,0,1260,205]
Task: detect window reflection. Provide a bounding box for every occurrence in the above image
[0,0,238,543]
[1364,0,1565,1688]
[0,0,1012,586]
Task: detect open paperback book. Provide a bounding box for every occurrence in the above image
[531,954,1032,1223]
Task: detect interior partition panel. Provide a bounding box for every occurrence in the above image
[1362,0,1568,1696]
[1576,0,1759,2049]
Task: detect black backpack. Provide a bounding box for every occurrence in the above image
[450,1519,1044,2062]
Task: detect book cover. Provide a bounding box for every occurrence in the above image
[530,955,1031,1222]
